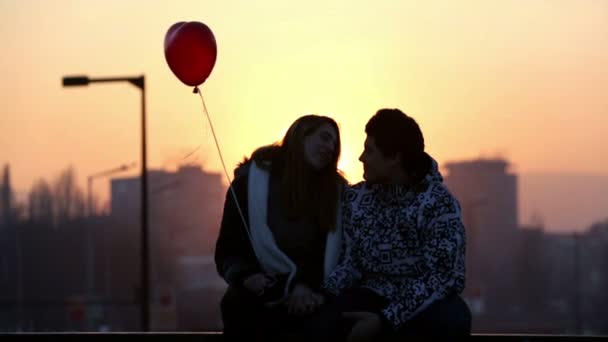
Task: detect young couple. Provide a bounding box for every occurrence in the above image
[214,109,471,341]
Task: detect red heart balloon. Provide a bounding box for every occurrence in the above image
[164,21,217,87]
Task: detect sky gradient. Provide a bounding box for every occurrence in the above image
[1,0,607,231]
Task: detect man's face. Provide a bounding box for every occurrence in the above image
[359,135,399,183]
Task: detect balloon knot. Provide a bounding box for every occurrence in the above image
[193,87,199,94]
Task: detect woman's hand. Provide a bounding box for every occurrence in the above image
[242,273,274,295]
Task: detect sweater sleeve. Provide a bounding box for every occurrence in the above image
[380,194,466,330]
[321,209,362,296]
[214,172,262,286]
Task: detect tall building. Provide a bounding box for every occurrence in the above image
[444,159,519,322]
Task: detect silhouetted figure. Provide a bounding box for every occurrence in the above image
[318,108,471,341]
[214,115,347,340]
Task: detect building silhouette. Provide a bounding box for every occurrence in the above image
[444,158,519,320]
[443,158,608,334]
[109,164,226,330]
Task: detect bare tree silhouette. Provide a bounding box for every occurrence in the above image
[52,166,86,226]
[28,179,54,224]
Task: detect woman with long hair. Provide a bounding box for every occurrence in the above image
[215,114,346,339]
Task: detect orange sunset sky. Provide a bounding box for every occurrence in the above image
[1,0,607,231]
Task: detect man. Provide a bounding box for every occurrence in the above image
[321,108,471,341]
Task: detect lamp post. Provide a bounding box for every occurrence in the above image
[573,232,581,334]
[86,162,137,309]
[87,162,137,217]
[62,75,150,331]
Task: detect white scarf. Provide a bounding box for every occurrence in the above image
[247,161,342,302]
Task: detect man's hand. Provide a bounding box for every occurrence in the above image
[286,283,323,316]
[242,273,274,295]
[343,311,383,342]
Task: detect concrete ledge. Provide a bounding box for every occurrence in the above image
[1,332,606,341]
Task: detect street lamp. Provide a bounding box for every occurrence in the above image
[85,162,137,313]
[62,75,150,331]
[573,232,581,334]
[87,162,137,216]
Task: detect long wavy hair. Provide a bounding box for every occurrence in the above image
[245,115,345,232]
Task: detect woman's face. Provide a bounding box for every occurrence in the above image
[302,123,338,170]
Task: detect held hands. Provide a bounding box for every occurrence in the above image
[243,275,325,315]
[242,273,276,295]
[286,283,325,316]
[343,311,383,342]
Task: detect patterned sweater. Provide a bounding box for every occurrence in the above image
[321,157,466,330]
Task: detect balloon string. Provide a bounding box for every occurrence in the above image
[194,86,251,241]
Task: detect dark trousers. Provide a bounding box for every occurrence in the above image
[387,292,472,339]
[312,288,472,341]
[220,285,343,341]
